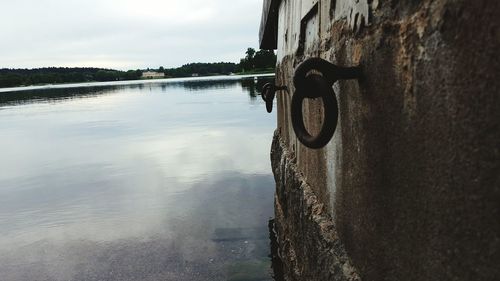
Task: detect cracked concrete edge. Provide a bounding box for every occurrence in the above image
[271,130,361,281]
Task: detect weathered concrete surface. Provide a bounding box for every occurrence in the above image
[267,0,500,280]
[271,132,361,281]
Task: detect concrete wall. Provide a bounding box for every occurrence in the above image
[269,0,499,280]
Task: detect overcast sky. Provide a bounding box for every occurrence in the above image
[0,0,263,70]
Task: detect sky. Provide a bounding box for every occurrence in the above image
[0,0,263,70]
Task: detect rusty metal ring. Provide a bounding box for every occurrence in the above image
[261,83,276,113]
[261,83,272,102]
[291,74,338,149]
[265,93,275,113]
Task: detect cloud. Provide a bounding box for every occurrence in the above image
[0,0,263,69]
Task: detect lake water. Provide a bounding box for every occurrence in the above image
[0,75,277,281]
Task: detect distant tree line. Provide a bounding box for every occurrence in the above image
[0,48,276,87]
[0,67,143,88]
[164,62,238,78]
[160,48,276,78]
[238,48,276,73]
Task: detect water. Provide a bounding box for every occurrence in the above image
[0,75,277,281]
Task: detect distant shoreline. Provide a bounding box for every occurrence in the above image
[0,73,275,93]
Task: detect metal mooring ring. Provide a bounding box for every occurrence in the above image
[261,83,288,113]
[261,83,276,113]
[292,58,361,148]
[291,74,338,149]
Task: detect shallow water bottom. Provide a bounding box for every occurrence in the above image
[0,76,276,280]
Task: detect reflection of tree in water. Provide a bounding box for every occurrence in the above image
[173,77,274,99]
[0,86,124,106]
[171,80,240,91]
[240,77,275,100]
[0,77,276,106]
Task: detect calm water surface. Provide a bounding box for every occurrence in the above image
[0,75,276,281]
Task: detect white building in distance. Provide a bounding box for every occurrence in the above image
[142,71,165,79]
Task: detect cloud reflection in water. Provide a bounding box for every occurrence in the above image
[0,76,276,281]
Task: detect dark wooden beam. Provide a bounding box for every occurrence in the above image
[259,0,281,50]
